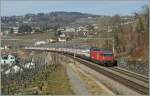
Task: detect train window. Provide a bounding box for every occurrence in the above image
[104,54,112,57]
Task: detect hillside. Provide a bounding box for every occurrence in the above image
[1,11,101,28]
[1,7,148,63]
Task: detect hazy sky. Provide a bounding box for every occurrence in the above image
[1,0,149,16]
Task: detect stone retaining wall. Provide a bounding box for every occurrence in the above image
[117,58,149,76]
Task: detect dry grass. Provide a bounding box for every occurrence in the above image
[70,63,111,95]
[20,64,74,95]
[2,32,55,40]
[77,70,111,95]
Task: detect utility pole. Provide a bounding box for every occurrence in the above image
[73,27,77,65]
[113,36,115,54]
[113,26,115,56]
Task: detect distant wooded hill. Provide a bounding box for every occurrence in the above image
[1,11,104,28]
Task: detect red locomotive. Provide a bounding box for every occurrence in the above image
[90,47,117,66]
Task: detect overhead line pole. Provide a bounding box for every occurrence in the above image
[73,27,76,65]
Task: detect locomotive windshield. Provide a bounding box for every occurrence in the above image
[103,54,113,57]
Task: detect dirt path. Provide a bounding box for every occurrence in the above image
[66,63,92,95]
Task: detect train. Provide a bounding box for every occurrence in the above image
[90,47,117,66]
[25,47,117,67]
[66,47,117,67]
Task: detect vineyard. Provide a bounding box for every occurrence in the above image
[1,51,73,95]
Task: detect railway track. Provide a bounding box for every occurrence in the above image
[64,53,149,95]
[109,67,149,83]
[25,49,149,95]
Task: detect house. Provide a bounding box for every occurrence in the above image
[77,26,84,32]
[1,54,16,65]
[47,38,57,43]
[93,24,99,30]
[65,27,75,32]
[13,27,19,34]
[88,17,92,19]
[11,27,19,34]
[34,41,47,46]
[57,28,65,32]
[77,26,88,32]
[60,33,65,38]
[58,37,66,42]
[23,21,29,24]
[0,45,10,50]
[58,33,66,42]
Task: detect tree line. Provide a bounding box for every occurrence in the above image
[112,5,149,59]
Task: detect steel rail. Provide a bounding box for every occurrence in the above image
[109,67,149,83]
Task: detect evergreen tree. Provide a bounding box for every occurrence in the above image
[18,25,32,34]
